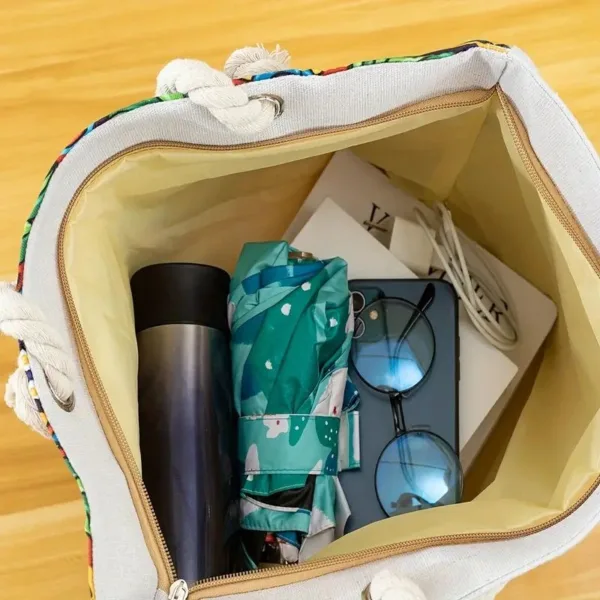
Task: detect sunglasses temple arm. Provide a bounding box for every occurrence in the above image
[379,296,397,378]
[390,393,406,437]
[393,283,436,355]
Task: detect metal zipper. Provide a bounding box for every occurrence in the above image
[55,88,493,592]
[55,87,600,598]
[496,87,600,277]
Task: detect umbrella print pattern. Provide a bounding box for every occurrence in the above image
[229,241,359,567]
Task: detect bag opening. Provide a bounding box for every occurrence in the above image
[59,87,600,594]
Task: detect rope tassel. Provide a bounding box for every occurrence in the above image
[224,43,291,79]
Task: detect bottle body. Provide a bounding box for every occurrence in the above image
[133,263,237,582]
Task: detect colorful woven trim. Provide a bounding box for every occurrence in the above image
[17,40,508,292]
[16,348,95,599]
[231,40,509,84]
[15,41,508,598]
[16,93,184,293]
[14,93,183,599]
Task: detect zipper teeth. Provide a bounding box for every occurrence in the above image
[56,89,494,592]
[57,184,178,582]
[192,89,600,593]
[54,86,600,597]
[199,470,600,589]
[497,88,600,278]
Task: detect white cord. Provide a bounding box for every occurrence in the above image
[0,281,75,436]
[156,44,290,134]
[414,203,519,352]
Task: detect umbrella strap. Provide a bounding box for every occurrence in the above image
[239,414,344,476]
[338,411,360,472]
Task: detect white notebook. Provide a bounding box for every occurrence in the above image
[288,152,557,468]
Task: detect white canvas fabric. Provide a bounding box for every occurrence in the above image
[14,44,600,599]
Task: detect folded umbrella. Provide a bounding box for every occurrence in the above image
[229,241,359,567]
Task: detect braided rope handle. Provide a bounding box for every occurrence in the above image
[156,44,290,133]
[0,282,74,437]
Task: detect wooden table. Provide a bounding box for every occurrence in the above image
[1,1,599,597]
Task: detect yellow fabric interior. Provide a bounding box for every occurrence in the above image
[62,88,600,558]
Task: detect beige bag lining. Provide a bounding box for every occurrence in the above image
[61,88,600,562]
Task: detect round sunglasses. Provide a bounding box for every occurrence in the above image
[351,284,463,517]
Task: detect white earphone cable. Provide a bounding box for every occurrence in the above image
[414,203,519,352]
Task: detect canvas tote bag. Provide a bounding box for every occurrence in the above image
[2,40,600,600]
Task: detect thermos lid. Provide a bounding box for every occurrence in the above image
[131,263,231,333]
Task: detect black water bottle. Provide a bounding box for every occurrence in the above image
[131,263,237,582]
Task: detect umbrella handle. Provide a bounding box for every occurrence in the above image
[288,250,314,260]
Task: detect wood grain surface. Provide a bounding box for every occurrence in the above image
[0,1,599,597]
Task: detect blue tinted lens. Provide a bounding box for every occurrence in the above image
[352,298,434,393]
[375,431,462,517]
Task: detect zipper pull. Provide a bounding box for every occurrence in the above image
[168,580,189,600]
